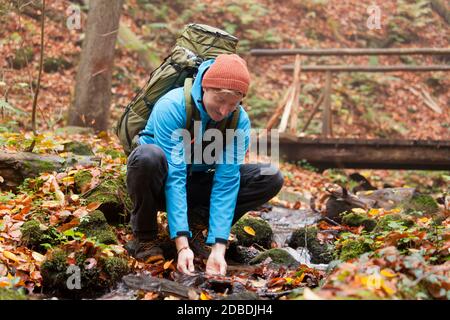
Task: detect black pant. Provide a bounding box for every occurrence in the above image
[126,144,284,241]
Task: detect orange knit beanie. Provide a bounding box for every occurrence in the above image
[202,54,251,96]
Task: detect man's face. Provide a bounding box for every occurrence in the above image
[202,88,243,122]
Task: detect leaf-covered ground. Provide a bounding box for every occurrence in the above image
[1,130,449,300]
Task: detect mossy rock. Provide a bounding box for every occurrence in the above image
[231,215,273,249]
[41,248,129,299]
[84,177,132,225]
[77,210,118,244]
[74,169,93,194]
[101,148,126,159]
[249,248,299,268]
[10,47,34,69]
[374,214,415,232]
[288,227,334,264]
[21,220,65,252]
[0,288,27,300]
[288,227,318,248]
[338,239,371,261]
[63,141,94,156]
[43,57,72,73]
[402,193,439,215]
[225,244,261,264]
[341,212,377,231]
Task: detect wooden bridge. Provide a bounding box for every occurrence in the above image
[251,48,450,171]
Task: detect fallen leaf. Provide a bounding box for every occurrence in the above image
[3,251,20,263]
[200,292,212,300]
[86,202,101,212]
[32,252,45,263]
[380,269,396,278]
[163,259,174,270]
[244,226,256,236]
[84,258,97,270]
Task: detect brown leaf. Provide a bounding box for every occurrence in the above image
[86,202,101,212]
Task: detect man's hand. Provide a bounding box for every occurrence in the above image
[175,236,195,275]
[206,243,227,276]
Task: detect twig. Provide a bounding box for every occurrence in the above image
[25,0,45,152]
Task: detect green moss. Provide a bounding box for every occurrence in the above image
[288,227,334,264]
[231,215,273,248]
[41,247,128,299]
[21,220,44,246]
[374,214,415,232]
[103,257,129,282]
[10,47,34,69]
[22,159,56,175]
[74,170,93,194]
[84,178,131,225]
[43,57,72,73]
[21,220,64,252]
[403,193,439,215]
[288,227,318,248]
[63,141,94,156]
[0,288,27,300]
[250,248,298,267]
[103,148,125,159]
[77,210,118,244]
[338,239,371,261]
[41,249,70,291]
[341,212,377,231]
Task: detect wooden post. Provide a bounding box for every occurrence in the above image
[322,71,332,137]
[279,55,301,133]
[289,55,302,134]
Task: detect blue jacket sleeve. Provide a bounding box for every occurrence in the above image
[141,97,192,240]
[206,109,251,244]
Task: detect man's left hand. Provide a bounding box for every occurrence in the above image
[206,243,227,276]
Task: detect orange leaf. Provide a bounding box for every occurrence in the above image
[57,218,80,232]
[243,226,255,236]
[86,202,101,212]
[163,259,174,270]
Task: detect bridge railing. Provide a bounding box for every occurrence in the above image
[250,48,450,137]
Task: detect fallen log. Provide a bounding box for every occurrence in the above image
[0,151,100,189]
[122,274,201,299]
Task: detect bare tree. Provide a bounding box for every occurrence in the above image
[68,0,123,131]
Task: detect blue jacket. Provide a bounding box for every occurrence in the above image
[139,59,251,245]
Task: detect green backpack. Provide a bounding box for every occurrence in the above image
[115,23,241,156]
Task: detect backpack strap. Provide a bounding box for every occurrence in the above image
[184,77,194,131]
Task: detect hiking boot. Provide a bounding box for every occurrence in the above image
[125,238,164,261]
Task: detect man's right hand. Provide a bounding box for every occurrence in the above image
[175,236,195,275]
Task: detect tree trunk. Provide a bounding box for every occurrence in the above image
[68,0,123,131]
[431,0,450,25]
